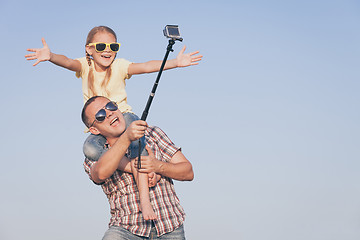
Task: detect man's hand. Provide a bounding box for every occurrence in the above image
[25,38,51,66]
[134,146,161,174]
[124,120,148,142]
[135,145,194,182]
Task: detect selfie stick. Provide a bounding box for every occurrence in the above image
[140,39,177,121]
[137,37,182,169]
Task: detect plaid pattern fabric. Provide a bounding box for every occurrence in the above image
[84,126,185,237]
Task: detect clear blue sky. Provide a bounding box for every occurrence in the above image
[1,0,359,239]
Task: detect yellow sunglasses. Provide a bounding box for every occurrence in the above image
[87,42,121,52]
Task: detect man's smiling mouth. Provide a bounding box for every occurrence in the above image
[110,117,119,125]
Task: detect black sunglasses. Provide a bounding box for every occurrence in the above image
[90,101,118,127]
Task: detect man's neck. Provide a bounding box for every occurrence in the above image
[107,137,118,147]
[106,130,128,147]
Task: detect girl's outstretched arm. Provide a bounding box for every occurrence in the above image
[128,45,202,75]
[25,38,81,72]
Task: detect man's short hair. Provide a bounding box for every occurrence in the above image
[81,96,108,128]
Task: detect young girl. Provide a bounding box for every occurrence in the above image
[25,26,202,221]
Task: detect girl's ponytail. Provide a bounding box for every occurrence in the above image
[86,51,96,97]
[86,51,92,66]
[102,66,112,96]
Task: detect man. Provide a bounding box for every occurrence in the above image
[81,96,194,239]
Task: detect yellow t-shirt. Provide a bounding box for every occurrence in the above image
[76,57,133,113]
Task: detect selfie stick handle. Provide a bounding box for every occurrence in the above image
[137,39,178,169]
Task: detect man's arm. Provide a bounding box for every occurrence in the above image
[117,156,132,173]
[135,146,194,181]
[90,121,147,184]
[90,135,131,184]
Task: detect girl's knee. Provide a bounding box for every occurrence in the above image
[83,134,107,161]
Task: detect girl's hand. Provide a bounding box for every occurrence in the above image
[25,38,51,66]
[148,172,161,187]
[176,45,203,67]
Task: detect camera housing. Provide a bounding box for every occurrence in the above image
[163,25,183,41]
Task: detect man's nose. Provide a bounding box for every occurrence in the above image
[106,109,114,118]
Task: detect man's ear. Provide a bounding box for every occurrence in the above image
[89,126,100,135]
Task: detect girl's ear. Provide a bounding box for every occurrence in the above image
[85,45,93,56]
[89,126,100,135]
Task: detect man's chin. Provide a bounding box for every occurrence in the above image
[115,128,126,137]
[111,125,126,137]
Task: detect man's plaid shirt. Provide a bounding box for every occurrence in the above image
[84,126,186,237]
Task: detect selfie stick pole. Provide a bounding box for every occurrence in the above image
[137,38,181,169]
[140,39,176,121]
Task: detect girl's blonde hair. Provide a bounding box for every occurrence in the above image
[85,26,117,97]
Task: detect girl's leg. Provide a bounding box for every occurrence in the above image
[131,162,157,220]
[83,134,107,161]
[124,112,156,220]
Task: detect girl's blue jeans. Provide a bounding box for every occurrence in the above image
[83,112,148,161]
